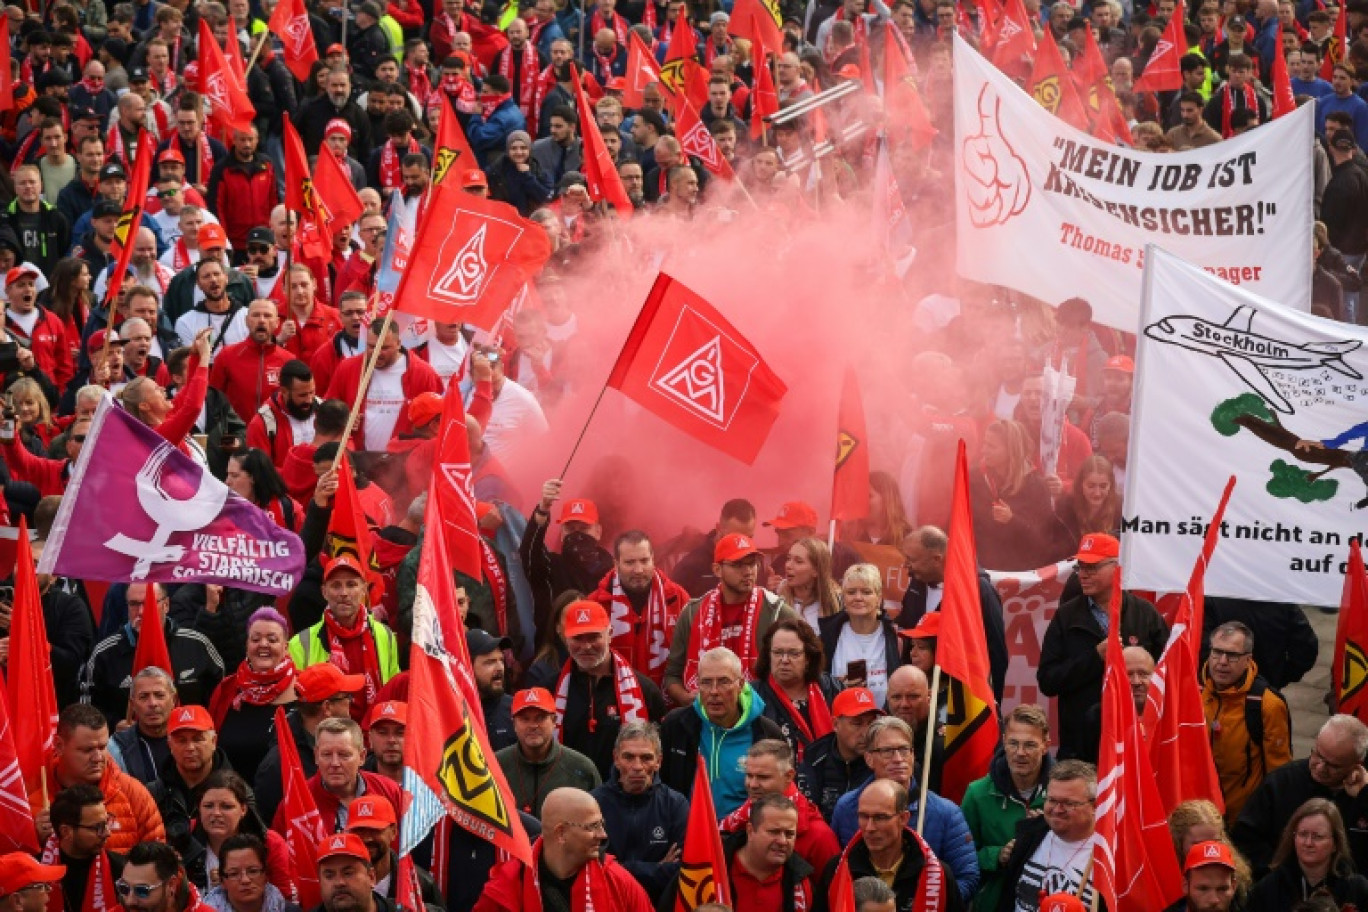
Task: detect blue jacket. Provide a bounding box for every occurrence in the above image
[592,771,689,895]
[466,99,529,168]
[831,776,981,902]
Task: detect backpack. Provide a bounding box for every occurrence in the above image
[1241,676,1289,785]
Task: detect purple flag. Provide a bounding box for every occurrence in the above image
[37,396,305,595]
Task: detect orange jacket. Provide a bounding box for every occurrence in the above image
[1201,661,1292,822]
[30,755,165,855]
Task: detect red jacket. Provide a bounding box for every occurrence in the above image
[719,788,841,879]
[474,841,655,912]
[309,330,363,395]
[283,301,341,363]
[209,338,293,427]
[207,155,279,250]
[160,354,207,452]
[246,392,312,468]
[0,435,68,495]
[586,570,690,688]
[7,304,74,390]
[325,350,444,450]
[281,442,320,501]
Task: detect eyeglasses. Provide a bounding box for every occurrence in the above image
[115,880,165,900]
[220,866,265,880]
[867,746,914,758]
[1209,647,1250,662]
[1044,797,1093,810]
[71,434,86,443]
[565,819,607,833]
[247,244,273,254]
[15,883,53,894]
[76,821,111,835]
[697,678,737,691]
[770,649,804,660]
[1005,739,1044,753]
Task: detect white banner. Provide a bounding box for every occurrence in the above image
[952,34,1314,332]
[1124,246,1368,606]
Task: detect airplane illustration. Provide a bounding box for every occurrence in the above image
[1144,305,1363,415]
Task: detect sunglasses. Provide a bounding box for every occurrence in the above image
[115,881,164,900]
[247,245,274,254]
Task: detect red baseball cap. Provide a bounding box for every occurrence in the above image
[315,833,370,864]
[197,222,227,250]
[408,392,444,428]
[899,612,941,640]
[324,118,353,140]
[86,329,128,355]
[1104,355,1135,373]
[511,687,554,715]
[764,501,819,530]
[365,700,408,728]
[157,147,185,165]
[461,168,489,189]
[713,532,760,563]
[556,498,598,525]
[1039,895,1087,912]
[325,43,347,56]
[5,265,39,286]
[605,76,626,91]
[324,553,367,581]
[296,663,366,703]
[168,704,215,733]
[563,600,610,637]
[0,854,65,897]
[1184,840,1236,873]
[346,795,397,830]
[832,687,881,718]
[836,63,861,78]
[1075,533,1120,564]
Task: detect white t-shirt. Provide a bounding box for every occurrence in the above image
[832,624,889,705]
[799,601,822,635]
[364,356,407,451]
[174,306,248,355]
[287,413,316,446]
[1015,833,1099,912]
[481,379,549,460]
[6,307,40,336]
[425,335,469,386]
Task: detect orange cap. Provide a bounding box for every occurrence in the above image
[324,553,368,580]
[764,501,819,530]
[899,611,941,640]
[1039,895,1087,912]
[713,532,760,563]
[346,795,397,829]
[1184,840,1236,872]
[316,833,369,864]
[511,687,555,715]
[557,499,599,525]
[831,687,881,718]
[167,704,215,733]
[365,700,408,728]
[563,600,610,637]
[1075,533,1120,564]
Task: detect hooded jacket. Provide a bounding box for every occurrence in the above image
[797,730,873,822]
[960,750,1053,912]
[658,685,786,817]
[1201,660,1292,822]
[209,337,293,436]
[592,771,689,894]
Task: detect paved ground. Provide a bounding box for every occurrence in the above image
[1284,605,1336,757]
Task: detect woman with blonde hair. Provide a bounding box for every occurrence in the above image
[8,376,59,454]
[1169,800,1254,901]
[1248,798,1368,910]
[819,564,900,705]
[971,419,1054,569]
[777,536,842,633]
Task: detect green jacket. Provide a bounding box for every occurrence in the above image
[494,739,601,817]
[288,612,401,683]
[960,752,1053,912]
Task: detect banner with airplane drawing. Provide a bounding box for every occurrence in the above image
[1123,246,1366,606]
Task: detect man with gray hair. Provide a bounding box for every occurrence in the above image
[1234,713,1368,877]
[852,876,897,912]
[995,759,1100,911]
[108,667,178,784]
[659,646,785,816]
[592,721,689,893]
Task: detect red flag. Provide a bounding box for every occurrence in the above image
[324,455,381,584]
[1272,25,1297,118]
[81,851,118,911]
[4,518,57,795]
[977,0,1004,51]
[432,91,479,191]
[571,65,634,217]
[0,18,13,113]
[1334,540,1368,720]
[882,27,936,149]
[1096,573,1184,912]
[990,0,1036,77]
[268,0,319,82]
[661,14,699,96]
[676,96,735,179]
[197,18,256,133]
[749,38,779,141]
[1322,2,1347,81]
[1029,29,1091,130]
[282,118,332,261]
[1078,28,1133,145]
[275,706,326,908]
[389,189,552,330]
[673,755,731,912]
[225,18,248,80]
[826,856,856,912]
[432,390,484,582]
[1143,478,1234,815]
[0,692,37,853]
[102,130,155,309]
[1133,0,1186,92]
[130,582,174,679]
[313,135,365,229]
[1074,24,1109,108]
[831,368,869,523]
[624,31,663,110]
[728,0,782,56]
[606,273,788,465]
[936,441,1000,803]
[405,503,532,863]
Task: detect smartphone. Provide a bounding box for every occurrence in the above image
[847,659,868,683]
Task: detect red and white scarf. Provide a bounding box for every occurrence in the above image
[480,539,509,635]
[528,15,553,50]
[831,5,870,54]
[720,781,816,832]
[481,91,514,119]
[230,656,297,711]
[379,136,420,192]
[105,123,136,169]
[592,43,622,85]
[553,651,647,739]
[590,9,629,44]
[323,607,383,703]
[169,237,193,270]
[765,676,833,761]
[521,839,619,912]
[532,66,559,133]
[181,132,215,185]
[407,66,435,110]
[499,41,543,116]
[830,830,945,912]
[643,0,658,30]
[703,38,731,67]
[433,12,459,52]
[684,585,762,691]
[606,570,672,681]
[40,845,116,912]
[1220,81,1258,137]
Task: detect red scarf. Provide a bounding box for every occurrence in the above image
[41,844,115,912]
[499,41,543,116]
[379,136,420,192]
[553,651,647,738]
[408,66,435,110]
[442,73,479,112]
[684,585,762,691]
[434,12,458,52]
[170,237,192,270]
[528,15,552,50]
[833,5,870,50]
[520,839,620,912]
[323,607,383,704]
[532,66,559,132]
[606,570,672,681]
[481,91,513,119]
[829,830,945,912]
[721,782,821,833]
[643,0,658,30]
[1220,81,1257,137]
[105,123,134,169]
[765,676,833,760]
[592,43,622,84]
[704,38,731,67]
[480,539,508,635]
[230,656,297,711]
[79,75,104,95]
[591,9,629,44]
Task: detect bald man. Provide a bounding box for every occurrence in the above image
[208,299,294,423]
[885,665,944,794]
[1124,646,1155,718]
[474,789,655,912]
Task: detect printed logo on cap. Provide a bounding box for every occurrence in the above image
[329,836,346,850]
[382,705,397,716]
[357,803,373,817]
[1204,844,1221,859]
[525,690,541,703]
[571,502,585,514]
[736,536,750,548]
[177,709,194,722]
[576,609,591,623]
[1081,535,1095,550]
[856,691,871,704]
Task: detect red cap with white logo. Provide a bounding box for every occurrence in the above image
[512,687,555,716]
[346,795,397,830]
[316,833,370,864]
[831,687,881,718]
[167,705,215,733]
[562,600,610,637]
[1184,840,1236,873]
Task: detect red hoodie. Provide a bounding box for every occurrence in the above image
[209,337,293,428]
[720,784,842,878]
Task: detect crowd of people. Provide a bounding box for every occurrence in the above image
[0,0,1361,907]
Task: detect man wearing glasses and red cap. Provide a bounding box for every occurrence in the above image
[0,853,65,912]
[1037,534,1167,763]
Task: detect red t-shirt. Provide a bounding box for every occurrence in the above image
[730,861,809,912]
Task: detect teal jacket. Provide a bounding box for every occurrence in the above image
[698,685,766,817]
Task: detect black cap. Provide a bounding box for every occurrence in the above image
[128,66,149,82]
[99,162,127,181]
[70,103,98,122]
[466,628,513,657]
[92,198,123,219]
[557,170,588,192]
[1333,132,1357,151]
[246,226,274,246]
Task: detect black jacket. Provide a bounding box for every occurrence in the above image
[817,611,903,683]
[1036,590,1167,762]
[108,726,169,786]
[1233,758,1368,878]
[38,583,95,708]
[1,198,71,274]
[55,176,99,229]
[657,703,785,800]
[295,94,374,163]
[518,516,613,640]
[347,22,391,82]
[381,850,445,910]
[815,828,965,912]
[899,570,1009,704]
[147,748,236,856]
[591,772,689,895]
[253,707,317,826]
[672,530,722,598]
[481,692,516,751]
[555,658,669,780]
[995,816,1108,912]
[167,582,274,672]
[79,618,226,725]
[1321,156,1368,256]
[1245,858,1368,912]
[1203,597,1318,690]
[486,154,555,216]
[797,731,872,822]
